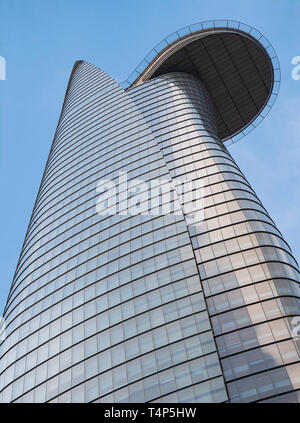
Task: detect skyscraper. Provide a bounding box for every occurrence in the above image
[1,20,300,403]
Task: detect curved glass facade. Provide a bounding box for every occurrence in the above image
[128,73,300,402]
[0,63,227,403]
[0,27,299,403]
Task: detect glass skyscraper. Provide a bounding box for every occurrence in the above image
[1,21,300,403]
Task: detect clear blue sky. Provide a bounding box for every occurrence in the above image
[0,0,300,313]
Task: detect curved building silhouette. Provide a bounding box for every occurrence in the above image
[0,21,300,403]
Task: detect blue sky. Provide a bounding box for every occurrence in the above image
[0,0,300,313]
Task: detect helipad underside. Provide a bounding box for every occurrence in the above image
[131,29,274,141]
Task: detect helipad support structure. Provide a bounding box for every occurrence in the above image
[0,21,300,403]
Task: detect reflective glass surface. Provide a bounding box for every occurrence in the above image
[0,64,299,403]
